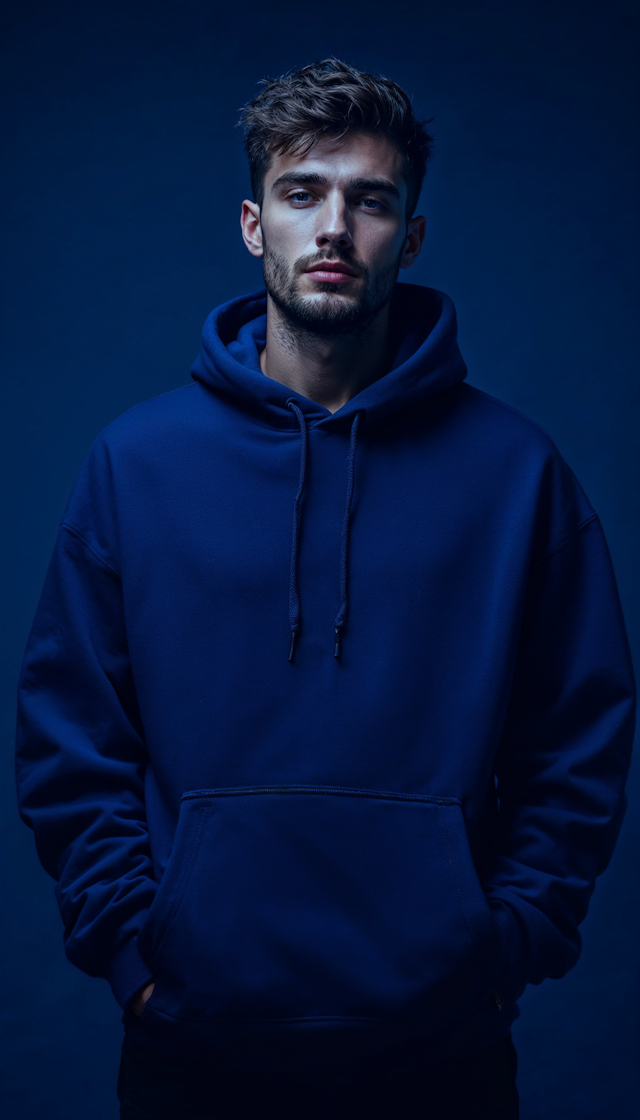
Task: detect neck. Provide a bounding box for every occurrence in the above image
[259,296,392,414]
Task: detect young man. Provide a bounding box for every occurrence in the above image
[16,59,635,1119]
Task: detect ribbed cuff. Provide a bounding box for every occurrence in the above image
[108,935,155,1011]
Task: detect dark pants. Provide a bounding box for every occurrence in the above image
[117,1032,519,1119]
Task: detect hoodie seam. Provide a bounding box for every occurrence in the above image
[60,521,121,578]
[541,513,599,565]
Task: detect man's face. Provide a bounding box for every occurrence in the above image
[241,132,424,335]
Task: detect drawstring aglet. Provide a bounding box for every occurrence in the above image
[334,627,341,659]
[288,631,298,662]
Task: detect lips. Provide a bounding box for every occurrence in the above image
[305,261,359,282]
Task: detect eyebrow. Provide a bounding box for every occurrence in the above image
[270,170,401,200]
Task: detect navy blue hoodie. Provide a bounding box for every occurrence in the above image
[16,283,635,1069]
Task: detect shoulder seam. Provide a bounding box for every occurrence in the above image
[542,513,600,564]
[60,522,121,577]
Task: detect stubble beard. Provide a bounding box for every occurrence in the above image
[262,238,402,340]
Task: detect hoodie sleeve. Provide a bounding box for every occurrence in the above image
[485,512,636,1002]
[15,446,156,1013]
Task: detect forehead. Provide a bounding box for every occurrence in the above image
[264,132,406,193]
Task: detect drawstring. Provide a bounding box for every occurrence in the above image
[286,400,308,662]
[286,400,363,662]
[334,411,361,659]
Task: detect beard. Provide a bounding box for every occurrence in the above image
[262,238,402,338]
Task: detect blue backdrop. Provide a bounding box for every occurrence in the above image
[2,1,638,1116]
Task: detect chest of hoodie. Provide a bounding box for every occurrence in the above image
[113,393,534,808]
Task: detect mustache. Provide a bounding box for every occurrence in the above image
[293,251,367,279]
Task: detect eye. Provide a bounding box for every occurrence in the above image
[289,190,313,204]
[360,197,385,211]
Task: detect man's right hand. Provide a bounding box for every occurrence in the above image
[131,981,155,1017]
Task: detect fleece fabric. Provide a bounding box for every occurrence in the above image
[15,283,635,1069]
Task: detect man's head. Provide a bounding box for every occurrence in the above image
[239,59,434,337]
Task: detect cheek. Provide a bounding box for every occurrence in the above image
[264,212,317,263]
[356,224,406,269]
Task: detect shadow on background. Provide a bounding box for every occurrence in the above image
[1,1,638,1116]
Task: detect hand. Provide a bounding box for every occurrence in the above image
[131,981,155,1018]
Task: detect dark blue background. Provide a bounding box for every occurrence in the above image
[2,1,638,1116]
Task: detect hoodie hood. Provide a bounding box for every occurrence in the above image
[190,282,468,428]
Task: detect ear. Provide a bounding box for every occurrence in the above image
[241,200,263,258]
[399,215,426,270]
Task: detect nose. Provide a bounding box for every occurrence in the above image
[315,191,353,253]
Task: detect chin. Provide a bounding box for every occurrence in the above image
[307,290,355,304]
[301,292,361,316]
[267,281,370,334]
[300,287,358,307]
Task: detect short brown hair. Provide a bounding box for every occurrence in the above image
[239,58,435,219]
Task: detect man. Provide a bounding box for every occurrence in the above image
[16,59,635,1119]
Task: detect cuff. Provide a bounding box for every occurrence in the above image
[108,936,155,1011]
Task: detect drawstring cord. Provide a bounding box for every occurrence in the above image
[286,400,308,662]
[286,400,363,662]
[334,411,361,659]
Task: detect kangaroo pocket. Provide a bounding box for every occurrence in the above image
[137,786,499,1030]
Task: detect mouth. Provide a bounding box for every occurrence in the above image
[304,261,359,284]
